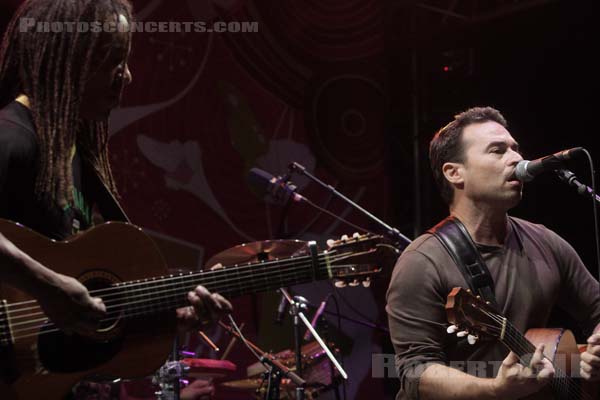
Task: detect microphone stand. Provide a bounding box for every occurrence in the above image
[303,300,390,332]
[288,162,411,248]
[555,169,600,204]
[279,288,348,400]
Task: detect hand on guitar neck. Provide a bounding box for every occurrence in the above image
[175,285,233,332]
[492,344,555,399]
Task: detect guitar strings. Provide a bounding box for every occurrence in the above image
[3,255,361,337]
[474,305,591,400]
[475,307,582,399]
[0,250,345,318]
[3,256,342,326]
[5,263,343,339]
[1,252,328,308]
[1,250,355,321]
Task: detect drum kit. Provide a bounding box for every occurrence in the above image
[149,238,345,400]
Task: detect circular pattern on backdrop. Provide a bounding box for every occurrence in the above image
[305,74,387,181]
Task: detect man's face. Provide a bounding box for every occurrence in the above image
[452,120,524,208]
[80,14,132,120]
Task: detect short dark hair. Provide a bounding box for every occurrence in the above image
[429,106,508,204]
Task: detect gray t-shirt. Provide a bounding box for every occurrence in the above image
[386,216,600,400]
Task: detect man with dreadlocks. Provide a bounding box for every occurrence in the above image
[0,0,229,398]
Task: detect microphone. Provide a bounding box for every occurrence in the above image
[515,147,584,182]
[275,291,289,324]
[247,168,305,205]
[303,294,332,341]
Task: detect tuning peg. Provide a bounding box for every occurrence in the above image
[349,279,360,287]
[362,277,371,288]
[467,334,479,345]
[353,232,360,238]
[334,280,347,288]
[456,331,469,338]
[326,239,336,247]
[446,325,459,334]
[341,234,349,241]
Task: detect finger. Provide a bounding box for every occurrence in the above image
[581,361,594,374]
[188,291,208,318]
[587,344,600,357]
[204,295,222,322]
[581,351,600,368]
[91,297,106,314]
[502,351,520,367]
[579,367,599,381]
[177,305,194,320]
[536,363,554,381]
[212,293,233,313]
[209,263,224,271]
[529,344,545,367]
[587,333,600,345]
[581,368,592,380]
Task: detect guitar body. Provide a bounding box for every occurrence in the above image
[523,328,598,400]
[447,287,599,400]
[0,219,393,399]
[0,219,175,399]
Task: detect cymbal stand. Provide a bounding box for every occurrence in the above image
[219,319,306,400]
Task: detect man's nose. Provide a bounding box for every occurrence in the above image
[508,148,523,165]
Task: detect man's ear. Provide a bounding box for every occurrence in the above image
[442,161,464,187]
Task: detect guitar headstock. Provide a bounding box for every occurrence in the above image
[324,233,400,287]
[445,287,504,340]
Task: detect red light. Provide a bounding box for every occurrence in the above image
[443,66,450,72]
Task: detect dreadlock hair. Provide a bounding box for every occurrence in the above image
[0,0,133,208]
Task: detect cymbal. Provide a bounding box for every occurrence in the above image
[205,240,308,269]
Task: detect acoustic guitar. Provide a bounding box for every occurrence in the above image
[446,287,599,400]
[0,218,399,399]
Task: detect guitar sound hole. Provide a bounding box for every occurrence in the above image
[84,276,125,333]
[36,272,126,373]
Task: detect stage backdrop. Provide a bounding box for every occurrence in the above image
[107,0,402,398]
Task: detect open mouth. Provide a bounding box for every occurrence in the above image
[507,173,521,184]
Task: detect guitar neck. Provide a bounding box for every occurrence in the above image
[499,321,584,400]
[499,321,536,361]
[111,252,333,317]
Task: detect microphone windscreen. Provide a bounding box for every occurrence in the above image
[246,168,273,194]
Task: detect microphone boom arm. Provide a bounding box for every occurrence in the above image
[289,162,411,248]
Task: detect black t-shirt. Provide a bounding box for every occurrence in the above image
[0,101,93,239]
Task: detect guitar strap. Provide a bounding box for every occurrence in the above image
[428,216,500,311]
